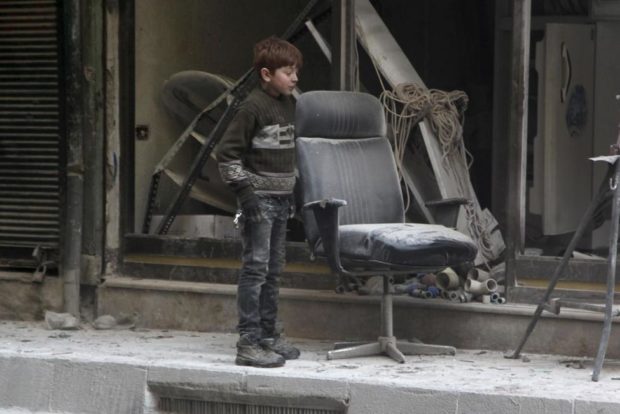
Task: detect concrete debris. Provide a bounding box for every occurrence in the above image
[44,311,80,330]
[358,276,392,295]
[562,359,587,369]
[48,332,71,339]
[387,268,508,305]
[93,314,117,330]
[116,311,141,329]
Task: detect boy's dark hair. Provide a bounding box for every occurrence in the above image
[253,36,303,74]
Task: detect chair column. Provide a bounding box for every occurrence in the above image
[382,276,393,337]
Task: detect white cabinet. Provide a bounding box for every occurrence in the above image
[529,23,595,235]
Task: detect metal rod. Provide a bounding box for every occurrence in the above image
[383,276,393,337]
[62,0,84,317]
[592,160,620,381]
[305,19,331,62]
[141,171,161,234]
[505,0,532,291]
[507,164,614,359]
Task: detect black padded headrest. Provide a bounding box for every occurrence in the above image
[296,91,386,139]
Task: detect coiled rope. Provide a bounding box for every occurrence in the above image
[373,65,495,266]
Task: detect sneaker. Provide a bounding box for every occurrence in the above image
[260,336,300,360]
[235,335,285,368]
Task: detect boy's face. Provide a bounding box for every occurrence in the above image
[260,65,298,97]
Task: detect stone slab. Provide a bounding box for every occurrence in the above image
[0,322,619,414]
[98,277,620,359]
[0,275,62,321]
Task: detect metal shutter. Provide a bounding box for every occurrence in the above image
[0,0,61,251]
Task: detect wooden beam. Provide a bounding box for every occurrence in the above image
[81,0,105,283]
[505,0,531,291]
[104,0,122,275]
[331,0,356,91]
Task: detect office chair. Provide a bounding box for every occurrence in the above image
[295,91,478,362]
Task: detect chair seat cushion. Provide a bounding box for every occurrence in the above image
[335,223,477,269]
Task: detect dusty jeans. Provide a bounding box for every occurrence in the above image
[237,195,290,342]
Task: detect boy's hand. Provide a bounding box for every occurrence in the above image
[237,185,263,223]
[241,196,263,223]
[287,193,296,219]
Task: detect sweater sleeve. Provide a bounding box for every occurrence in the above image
[216,106,256,194]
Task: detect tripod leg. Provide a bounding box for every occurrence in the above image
[506,166,614,359]
[384,341,406,363]
[592,161,620,381]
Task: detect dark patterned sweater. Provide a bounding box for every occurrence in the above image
[216,86,295,196]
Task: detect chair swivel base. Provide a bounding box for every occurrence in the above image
[327,336,456,363]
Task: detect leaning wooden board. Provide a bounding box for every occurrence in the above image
[355,0,504,263]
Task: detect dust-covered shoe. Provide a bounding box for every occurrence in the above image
[260,336,300,360]
[235,335,285,368]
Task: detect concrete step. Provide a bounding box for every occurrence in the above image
[123,234,336,290]
[1,321,619,414]
[98,276,620,360]
[123,234,620,304]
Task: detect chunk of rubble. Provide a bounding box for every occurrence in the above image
[93,314,117,330]
[44,310,80,330]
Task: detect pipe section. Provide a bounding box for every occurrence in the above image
[465,278,498,295]
[436,267,460,290]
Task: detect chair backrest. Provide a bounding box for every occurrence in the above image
[296,91,405,249]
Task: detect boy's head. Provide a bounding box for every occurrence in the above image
[253,36,302,97]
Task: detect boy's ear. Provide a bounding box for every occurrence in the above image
[259,67,272,82]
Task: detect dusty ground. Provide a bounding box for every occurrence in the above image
[1,320,620,408]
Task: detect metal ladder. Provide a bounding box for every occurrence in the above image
[140,0,324,235]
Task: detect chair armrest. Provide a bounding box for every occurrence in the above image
[304,198,348,209]
[303,198,350,275]
[424,197,469,207]
[424,197,470,228]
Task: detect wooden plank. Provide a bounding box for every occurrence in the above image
[355,0,456,198]
[516,254,611,283]
[555,299,620,316]
[355,0,505,264]
[400,147,439,223]
[331,0,356,91]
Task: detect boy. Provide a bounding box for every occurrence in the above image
[216,36,302,368]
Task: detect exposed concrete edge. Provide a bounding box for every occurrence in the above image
[0,354,147,414]
[148,383,349,411]
[102,276,619,324]
[0,271,35,283]
[147,365,350,411]
[140,364,620,414]
[0,276,63,320]
[3,353,618,414]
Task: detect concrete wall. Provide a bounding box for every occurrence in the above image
[0,275,62,320]
[98,277,620,360]
[133,0,330,230]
